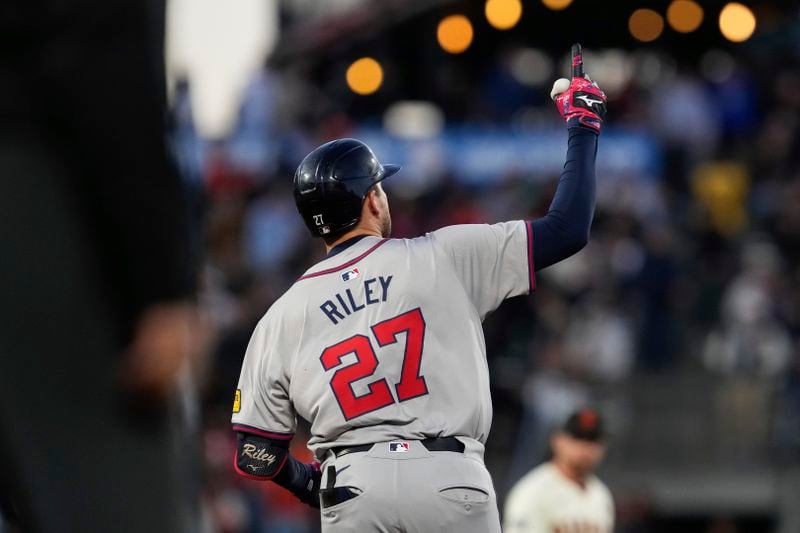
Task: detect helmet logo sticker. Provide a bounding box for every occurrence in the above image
[313,214,325,226]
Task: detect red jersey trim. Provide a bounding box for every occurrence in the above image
[298,238,390,280]
[526,221,537,292]
[232,423,293,440]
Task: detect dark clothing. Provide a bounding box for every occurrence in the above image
[0,1,196,531]
[0,144,192,532]
[0,0,194,340]
[531,126,598,271]
[327,234,370,257]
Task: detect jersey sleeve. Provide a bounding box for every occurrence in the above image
[231,312,297,439]
[430,221,534,318]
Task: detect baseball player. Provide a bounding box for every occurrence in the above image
[503,408,614,533]
[231,44,607,532]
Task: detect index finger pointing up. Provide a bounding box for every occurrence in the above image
[571,43,584,78]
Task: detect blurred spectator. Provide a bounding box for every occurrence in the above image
[773,354,800,459]
[692,161,750,237]
[636,224,679,371]
[703,239,792,378]
[649,74,721,165]
[564,294,635,382]
[242,187,305,272]
[507,342,591,485]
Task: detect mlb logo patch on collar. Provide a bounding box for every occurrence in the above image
[341,268,360,282]
[388,441,409,453]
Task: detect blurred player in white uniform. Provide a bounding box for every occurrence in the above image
[231,45,607,532]
[504,408,615,533]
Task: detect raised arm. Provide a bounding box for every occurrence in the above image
[530,44,607,271]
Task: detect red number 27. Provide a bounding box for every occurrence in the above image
[319,308,428,421]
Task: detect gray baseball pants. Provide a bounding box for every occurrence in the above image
[318,437,501,533]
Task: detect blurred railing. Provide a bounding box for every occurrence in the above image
[595,372,799,519]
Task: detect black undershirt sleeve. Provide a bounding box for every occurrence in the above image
[273,454,318,506]
[530,125,598,271]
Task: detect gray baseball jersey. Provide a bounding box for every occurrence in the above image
[231,222,533,456]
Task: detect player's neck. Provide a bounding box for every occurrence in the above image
[552,459,589,489]
[324,227,382,253]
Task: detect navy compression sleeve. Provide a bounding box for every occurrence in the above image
[530,125,598,271]
[274,454,317,497]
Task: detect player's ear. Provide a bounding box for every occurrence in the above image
[365,187,381,217]
[550,433,562,453]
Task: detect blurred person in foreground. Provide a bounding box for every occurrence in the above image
[0,0,207,531]
[504,408,614,533]
[230,45,605,532]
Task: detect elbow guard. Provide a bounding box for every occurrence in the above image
[234,431,290,480]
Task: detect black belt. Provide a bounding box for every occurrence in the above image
[331,436,464,458]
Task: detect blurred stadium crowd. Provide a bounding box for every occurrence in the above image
[182,25,800,530]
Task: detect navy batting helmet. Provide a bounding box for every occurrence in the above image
[293,138,400,238]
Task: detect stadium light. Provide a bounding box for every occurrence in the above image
[719,2,756,42]
[437,15,474,54]
[485,0,522,30]
[541,0,573,11]
[629,8,664,42]
[346,57,383,95]
[667,0,704,33]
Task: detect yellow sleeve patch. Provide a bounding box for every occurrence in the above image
[233,389,241,413]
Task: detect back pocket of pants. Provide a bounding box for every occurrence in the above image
[438,485,490,504]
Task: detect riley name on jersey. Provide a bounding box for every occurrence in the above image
[319,275,393,325]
